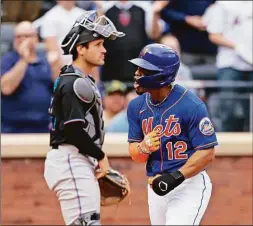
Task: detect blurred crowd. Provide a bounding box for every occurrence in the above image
[1,0,252,133]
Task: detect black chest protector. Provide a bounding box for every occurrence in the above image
[49,65,104,148]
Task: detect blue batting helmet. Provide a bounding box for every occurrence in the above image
[129,43,180,89]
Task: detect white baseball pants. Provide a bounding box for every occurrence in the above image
[148,171,212,225]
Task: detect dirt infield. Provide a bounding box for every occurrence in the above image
[1,157,252,225]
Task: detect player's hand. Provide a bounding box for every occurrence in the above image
[148,174,162,187]
[140,130,160,154]
[96,155,110,179]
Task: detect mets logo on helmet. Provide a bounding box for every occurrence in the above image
[141,48,150,57]
[199,117,214,136]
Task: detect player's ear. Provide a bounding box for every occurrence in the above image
[76,44,87,56]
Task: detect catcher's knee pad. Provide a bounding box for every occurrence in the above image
[71,211,100,225]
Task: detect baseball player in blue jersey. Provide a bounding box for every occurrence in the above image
[127,43,218,225]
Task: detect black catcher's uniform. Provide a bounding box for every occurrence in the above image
[49,65,105,160]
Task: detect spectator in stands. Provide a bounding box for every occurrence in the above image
[106,89,137,132]
[204,1,253,131]
[157,0,217,66]
[39,1,86,78]
[103,80,127,129]
[1,21,54,133]
[99,0,163,84]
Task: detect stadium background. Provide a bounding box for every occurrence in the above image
[1,1,252,225]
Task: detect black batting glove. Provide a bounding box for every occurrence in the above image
[152,171,185,196]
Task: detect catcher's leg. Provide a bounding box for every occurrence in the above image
[44,148,100,225]
[147,184,168,225]
[165,171,212,225]
[70,211,100,225]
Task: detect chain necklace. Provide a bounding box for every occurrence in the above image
[148,84,174,107]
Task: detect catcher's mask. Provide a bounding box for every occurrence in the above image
[129,43,180,89]
[61,10,125,55]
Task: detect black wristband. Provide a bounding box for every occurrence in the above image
[152,170,185,196]
[170,170,185,186]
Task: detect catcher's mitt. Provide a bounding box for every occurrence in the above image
[98,168,130,206]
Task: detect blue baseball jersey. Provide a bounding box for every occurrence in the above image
[127,84,218,176]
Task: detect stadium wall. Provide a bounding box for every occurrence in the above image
[1,133,252,225]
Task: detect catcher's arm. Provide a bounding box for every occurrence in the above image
[128,130,160,163]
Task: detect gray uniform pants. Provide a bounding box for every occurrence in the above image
[44,145,100,225]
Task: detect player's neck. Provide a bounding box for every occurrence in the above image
[72,60,94,76]
[149,85,172,103]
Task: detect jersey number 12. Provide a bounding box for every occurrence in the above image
[166,141,188,160]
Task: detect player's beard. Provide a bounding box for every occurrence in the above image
[135,86,146,95]
[134,76,146,95]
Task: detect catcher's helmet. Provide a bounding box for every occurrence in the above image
[61,10,125,55]
[129,43,180,89]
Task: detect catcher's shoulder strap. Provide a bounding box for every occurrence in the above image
[60,65,79,76]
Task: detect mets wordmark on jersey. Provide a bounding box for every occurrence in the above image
[127,85,218,176]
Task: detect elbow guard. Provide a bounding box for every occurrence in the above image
[64,121,105,160]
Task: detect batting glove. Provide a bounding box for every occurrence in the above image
[138,131,160,155]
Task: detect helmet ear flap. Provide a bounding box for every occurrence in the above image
[159,75,167,83]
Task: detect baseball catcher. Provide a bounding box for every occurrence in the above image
[44,10,127,226]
